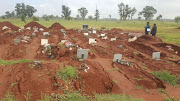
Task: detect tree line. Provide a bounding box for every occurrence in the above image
[1,2,180,23]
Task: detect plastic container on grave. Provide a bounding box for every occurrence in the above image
[82,24,88,31]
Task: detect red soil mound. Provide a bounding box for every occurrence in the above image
[24,21,48,31]
[49,22,66,30]
[0,21,20,31]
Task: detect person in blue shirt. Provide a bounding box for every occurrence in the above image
[145,22,150,35]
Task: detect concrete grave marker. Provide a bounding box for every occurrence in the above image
[82,24,88,31]
[84,33,88,36]
[77,49,89,60]
[61,40,67,44]
[113,54,122,62]
[101,34,105,37]
[39,28,44,31]
[152,52,161,60]
[33,26,38,32]
[93,30,96,33]
[43,32,50,36]
[41,39,48,46]
[89,38,96,44]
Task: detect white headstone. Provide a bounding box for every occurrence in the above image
[41,39,48,46]
[2,26,8,30]
[61,40,67,43]
[152,52,161,60]
[101,34,105,37]
[39,28,44,31]
[84,33,88,36]
[110,37,117,42]
[93,30,96,34]
[89,38,96,44]
[43,32,50,36]
[77,49,89,60]
[113,54,122,62]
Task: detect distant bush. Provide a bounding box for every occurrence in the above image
[152,70,179,86]
[32,16,39,21]
[56,65,79,80]
[20,14,26,22]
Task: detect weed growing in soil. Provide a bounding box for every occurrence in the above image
[136,84,144,90]
[56,65,79,80]
[94,93,145,101]
[112,68,119,71]
[0,59,31,65]
[9,82,18,88]
[158,88,168,94]
[1,92,18,101]
[152,71,179,86]
[164,96,180,101]
[112,80,118,85]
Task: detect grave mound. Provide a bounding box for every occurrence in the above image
[49,22,66,30]
[0,21,20,31]
[24,21,48,31]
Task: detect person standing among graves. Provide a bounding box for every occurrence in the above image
[151,24,157,36]
[145,22,151,35]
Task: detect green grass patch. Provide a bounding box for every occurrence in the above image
[94,93,145,101]
[164,96,180,101]
[56,66,79,80]
[0,59,31,65]
[152,71,179,86]
[1,92,18,101]
[158,88,168,94]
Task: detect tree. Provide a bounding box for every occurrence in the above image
[5,11,15,18]
[88,15,93,20]
[76,14,80,20]
[156,14,162,20]
[61,5,71,20]
[15,3,37,18]
[94,8,100,21]
[32,16,39,21]
[78,7,88,20]
[118,2,136,20]
[130,7,137,20]
[109,15,111,19]
[20,14,26,22]
[139,6,157,20]
[174,16,180,24]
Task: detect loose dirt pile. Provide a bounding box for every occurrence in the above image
[24,21,48,31]
[49,22,66,30]
[0,21,20,31]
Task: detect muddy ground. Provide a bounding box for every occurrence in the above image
[0,21,180,101]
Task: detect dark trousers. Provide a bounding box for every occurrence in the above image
[145,31,149,35]
[152,34,156,36]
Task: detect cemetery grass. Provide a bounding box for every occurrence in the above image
[0,19,180,45]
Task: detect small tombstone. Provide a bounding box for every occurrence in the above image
[110,37,117,42]
[26,27,31,30]
[77,49,89,60]
[113,54,122,62]
[82,24,88,31]
[61,40,67,44]
[152,52,161,60]
[89,38,96,44]
[101,34,106,37]
[2,26,8,30]
[39,28,44,31]
[93,30,96,34]
[43,32,50,36]
[14,38,20,45]
[41,39,48,46]
[84,33,88,36]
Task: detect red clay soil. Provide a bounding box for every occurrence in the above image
[0,21,20,31]
[24,21,48,31]
[2,45,27,60]
[49,22,66,31]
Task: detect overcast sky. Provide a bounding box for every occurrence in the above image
[0,0,180,19]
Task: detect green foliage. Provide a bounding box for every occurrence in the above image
[32,16,39,21]
[112,80,118,85]
[164,97,180,101]
[152,71,179,86]
[62,5,71,20]
[20,14,26,22]
[139,6,157,20]
[136,84,144,90]
[94,9,100,21]
[56,66,79,80]
[174,16,180,24]
[94,93,145,101]
[10,82,18,88]
[78,7,88,20]
[156,14,163,20]
[0,59,31,65]
[158,88,168,94]
[1,92,18,101]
